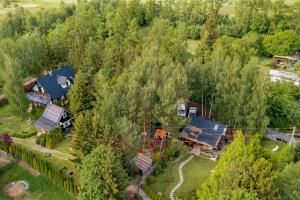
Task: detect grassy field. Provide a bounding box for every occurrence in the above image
[0,104,35,135]
[54,137,74,154]
[0,164,75,200]
[149,155,217,199]
[0,0,77,17]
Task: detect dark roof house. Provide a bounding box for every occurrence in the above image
[37,65,75,100]
[35,103,72,133]
[181,117,227,149]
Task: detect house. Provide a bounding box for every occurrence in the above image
[181,117,227,155]
[35,103,72,135]
[273,54,299,69]
[269,69,300,86]
[26,65,75,106]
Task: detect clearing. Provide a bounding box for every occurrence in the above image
[0,0,77,17]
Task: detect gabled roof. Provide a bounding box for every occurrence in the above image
[182,117,227,148]
[134,153,153,172]
[37,65,74,100]
[35,104,65,131]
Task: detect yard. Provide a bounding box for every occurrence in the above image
[148,155,217,199]
[0,164,75,200]
[0,104,35,136]
[262,139,288,168]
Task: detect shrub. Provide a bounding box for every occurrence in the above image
[46,128,63,149]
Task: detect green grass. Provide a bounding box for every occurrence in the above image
[262,139,288,168]
[0,164,75,200]
[53,138,74,154]
[149,155,217,199]
[0,104,35,135]
[0,0,77,17]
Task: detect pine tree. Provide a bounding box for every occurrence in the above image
[79,145,129,200]
[71,111,96,158]
[69,70,93,116]
[197,132,277,200]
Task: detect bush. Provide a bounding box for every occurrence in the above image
[187,25,202,40]
[35,128,63,149]
[46,128,63,149]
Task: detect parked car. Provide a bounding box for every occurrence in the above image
[178,101,186,117]
[188,107,197,118]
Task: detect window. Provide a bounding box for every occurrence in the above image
[213,124,219,131]
[63,112,67,118]
[63,120,70,128]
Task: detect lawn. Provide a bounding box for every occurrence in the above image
[0,164,75,200]
[0,104,35,135]
[149,155,217,199]
[262,139,288,168]
[54,137,74,154]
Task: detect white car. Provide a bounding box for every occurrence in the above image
[188,107,197,118]
[178,102,186,117]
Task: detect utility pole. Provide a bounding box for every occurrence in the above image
[289,126,296,147]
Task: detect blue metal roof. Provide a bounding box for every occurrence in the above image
[37,65,74,100]
[183,117,227,148]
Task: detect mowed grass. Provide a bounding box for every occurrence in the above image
[149,155,216,199]
[54,137,74,154]
[0,164,75,200]
[0,104,35,135]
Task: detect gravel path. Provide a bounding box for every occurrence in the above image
[170,155,194,200]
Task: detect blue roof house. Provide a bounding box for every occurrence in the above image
[26,65,75,105]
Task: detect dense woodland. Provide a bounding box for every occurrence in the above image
[0,0,300,199]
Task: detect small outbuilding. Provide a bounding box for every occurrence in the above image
[133,153,153,176]
[35,103,72,135]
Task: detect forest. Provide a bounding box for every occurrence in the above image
[0,0,300,199]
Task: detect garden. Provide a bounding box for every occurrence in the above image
[0,164,75,200]
[147,155,217,199]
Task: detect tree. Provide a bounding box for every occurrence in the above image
[262,30,300,56]
[276,145,295,171]
[2,55,28,116]
[275,162,300,200]
[69,70,93,116]
[197,132,277,200]
[217,189,259,200]
[79,145,129,200]
[267,82,299,129]
[71,111,96,158]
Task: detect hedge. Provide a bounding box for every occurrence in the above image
[8,144,78,194]
[11,131,36,138]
